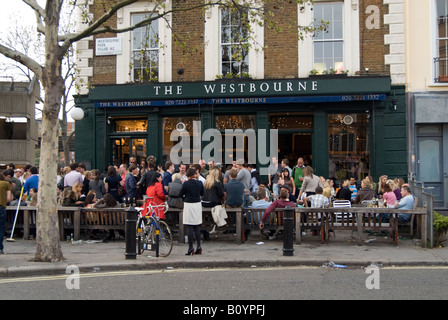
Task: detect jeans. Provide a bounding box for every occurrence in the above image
[0,206,6,251]
[381,213,411,223]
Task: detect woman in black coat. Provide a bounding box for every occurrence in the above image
[180,168,204,256]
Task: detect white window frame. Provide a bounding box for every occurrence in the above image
[116,1,172,84]
[298,0,359,78]
[204,2,264,80]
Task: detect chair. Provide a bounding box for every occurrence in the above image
[332,200,352,223]
[398,198,418,236]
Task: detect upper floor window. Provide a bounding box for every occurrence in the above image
[220,7,250,77]
[313,2,344,74]
[435,0,448,82]
[298,0,359,78]
[131,13,159,82]
[204,4,264,80]
[116,2,172,84]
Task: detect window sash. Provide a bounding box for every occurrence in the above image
[131,13,160,82]
[313,2,344,73]
[220,7,250,76]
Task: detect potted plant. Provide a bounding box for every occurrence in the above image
[434,211,448,247]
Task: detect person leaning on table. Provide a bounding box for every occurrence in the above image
[258,188,295,231]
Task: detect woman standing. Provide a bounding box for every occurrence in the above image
[89,169,106,199]
[278,168,296,197]
[180,168,204,255]
[105,166,122,202]
[297,166,322,201]
[142,172,166,219]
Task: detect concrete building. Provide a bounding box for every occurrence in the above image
[0,77,40,167]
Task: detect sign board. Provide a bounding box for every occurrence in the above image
[95,38,122,56]
[91,77,392,101]
[93,94,386,108]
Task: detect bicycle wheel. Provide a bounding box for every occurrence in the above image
[150,220,173,257]
[136,217,152,254]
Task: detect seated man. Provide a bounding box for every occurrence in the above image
[395,185,415,223]
[258,188,295,239]
[303,186,329,236]
[303,186,329,209]
[250,189,272,209]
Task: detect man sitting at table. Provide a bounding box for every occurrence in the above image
[302,186,329,208]
[383,185,415,223]
[258,188,295,239]
[302,186,329,236]
[395,185,415,223]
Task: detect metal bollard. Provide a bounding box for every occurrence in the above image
[125,206,138,260]
[283,206,294,256]
[155,229,160,258]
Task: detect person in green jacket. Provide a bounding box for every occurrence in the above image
[292,157,305,198]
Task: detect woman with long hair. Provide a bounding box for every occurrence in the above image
[297,166,322,201]
[89,169,106,199]
[278,168,295,196]
[202,168,224,208]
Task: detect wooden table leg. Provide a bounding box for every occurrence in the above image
[236,209,242,244]
[357,213,363,246]
[23,209,29,240]
[179,211,184,243]
[394,214,399,246]
[295,211,301,245]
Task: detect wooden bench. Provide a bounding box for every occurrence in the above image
[6,206,128,241]
[165,206,243,243]
[243,208,292,239]
[6,205,38,240]
[295,207,428,247]
[240,206,428,247]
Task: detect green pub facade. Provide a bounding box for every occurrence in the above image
[74,76,407,182]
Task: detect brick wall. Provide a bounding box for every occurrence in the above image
[89,1,117,86]
[84,0,391,85]
[359,0,390,75]
[171,0,205,82]
[264,1,299,79]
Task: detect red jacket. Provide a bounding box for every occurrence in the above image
[141,182,166,219]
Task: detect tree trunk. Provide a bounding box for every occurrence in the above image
[34,0,65,262]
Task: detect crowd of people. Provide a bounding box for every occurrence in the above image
[0,156,416,254]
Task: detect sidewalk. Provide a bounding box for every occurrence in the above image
[1,231,448,278]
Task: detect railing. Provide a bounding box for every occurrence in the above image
[433,56,448,83]
[408,177,434,247]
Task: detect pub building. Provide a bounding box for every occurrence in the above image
[73,0,407,183]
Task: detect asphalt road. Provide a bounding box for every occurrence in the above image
[1,266,447,302]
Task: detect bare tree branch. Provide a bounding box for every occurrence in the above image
[0,44,42,79]
[23,0,46,18]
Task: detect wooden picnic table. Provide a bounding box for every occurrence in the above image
[294,207,427,247]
